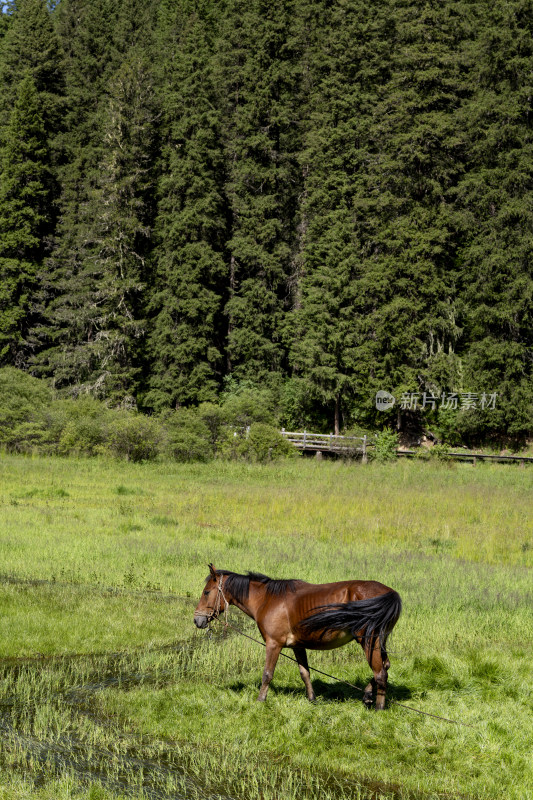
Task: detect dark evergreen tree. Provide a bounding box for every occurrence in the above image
[36,0,157,398]
[39,52,157,400]
[453,0,533,439]
[144,1,227,410]
[0,9,10,42]
[352,0,475,429]
[0,0,528,440]
[290,0,394,433]
[0,72,54,365]
[0,0,64,136]
[214,0,300,385]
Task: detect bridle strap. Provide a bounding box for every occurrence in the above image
[206,575,229,628]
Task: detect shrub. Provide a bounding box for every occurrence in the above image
[106,412,163,462]
[197,402,226,451]
[371,429,399,462]
[160,409,213,462]
[428,443,451,461]
[239,423,296,463]
[221,388,276,427]
[0,367,52,447]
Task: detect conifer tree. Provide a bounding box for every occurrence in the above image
[214,0,300,384]
[0,0,528,440]
[454,0,533,438]
[290,0,392,433]
[0,0,65,368]
[357,0,475,420]
[37,1,157,398]
[144,1,227,410]
[40,53,157,400]
[0,0,64,136]
[0,72,53,365]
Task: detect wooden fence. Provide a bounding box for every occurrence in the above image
[279,431,533,466]
[397,450,533,465]
[280,430,370,461]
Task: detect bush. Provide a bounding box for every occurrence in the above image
[371,429,399,462]
[106,412,163,462]
[0,367,52,447]
[239,423,296,463]
[197,402,226,451]
[160,409,213,462]
[221,388,276,427]
[428,443,451,461]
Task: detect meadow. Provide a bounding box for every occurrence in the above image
[0,453,532,800]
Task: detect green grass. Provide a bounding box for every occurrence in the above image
[0,454,532,799]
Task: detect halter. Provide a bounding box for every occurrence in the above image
[206,575,229,628]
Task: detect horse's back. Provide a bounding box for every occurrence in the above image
[291,578,393,609]
[280,579,393,641]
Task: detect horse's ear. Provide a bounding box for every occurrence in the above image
[208,563,217,578]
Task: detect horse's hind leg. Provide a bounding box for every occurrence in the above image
[293,646,316,702]
[365,642,390,710]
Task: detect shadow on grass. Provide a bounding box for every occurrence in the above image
[228,679,413,703]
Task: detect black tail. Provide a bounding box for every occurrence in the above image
[299,590,402,650]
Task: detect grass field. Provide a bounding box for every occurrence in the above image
[0,453,532,800]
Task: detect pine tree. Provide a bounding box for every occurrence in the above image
[0,0,65,368]
[0,9,10,42]
[0,0,64,136]
[40,52,157,400]
[37,1,157,398]
[0,72,53,365]
[454,0,533,439]
[214,0,300,385]
[144,1,227,410]
[289,0,393,433]
[354,1,476,428]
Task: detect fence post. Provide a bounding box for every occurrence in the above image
[303,430,307,449]
[362,434,368,465]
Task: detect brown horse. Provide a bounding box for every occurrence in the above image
[194,565,402,709]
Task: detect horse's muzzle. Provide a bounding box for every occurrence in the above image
[194,614,209,629]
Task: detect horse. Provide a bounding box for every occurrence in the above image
[194,564,402,709]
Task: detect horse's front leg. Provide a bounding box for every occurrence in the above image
[257,640,281,702]
[363,678,375,709]
[293,646,316,702]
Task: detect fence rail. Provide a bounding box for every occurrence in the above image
[397,450,533,465]
[280,431,533,466]
[280,430,371,460]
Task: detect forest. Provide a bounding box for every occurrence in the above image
[0,0,532,443]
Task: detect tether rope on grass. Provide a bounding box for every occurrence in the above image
[213,618,477,729]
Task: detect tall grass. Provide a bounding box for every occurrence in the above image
[0,454,531,798]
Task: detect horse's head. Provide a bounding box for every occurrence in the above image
[194,563,227,629]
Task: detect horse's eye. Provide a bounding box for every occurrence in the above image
[204,590,209,596]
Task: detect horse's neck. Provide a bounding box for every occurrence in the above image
[227,581,264,621]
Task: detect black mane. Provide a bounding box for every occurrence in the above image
[209,570,302,604]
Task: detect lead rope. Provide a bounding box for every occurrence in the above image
[212,617,476,729]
